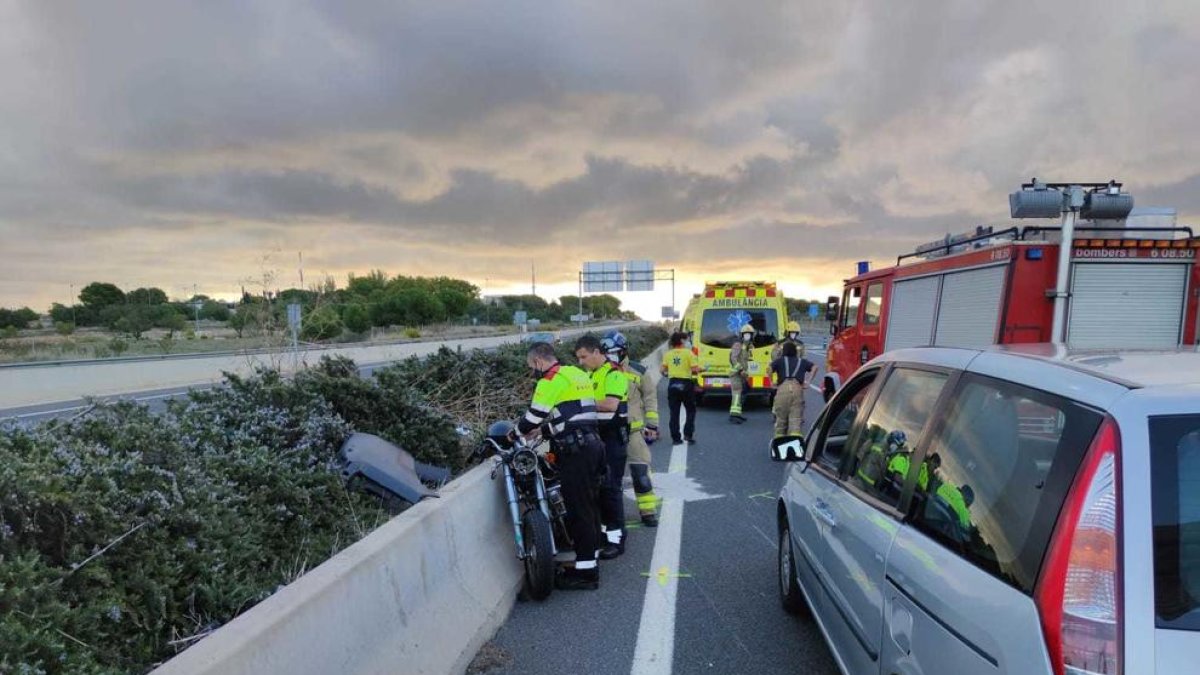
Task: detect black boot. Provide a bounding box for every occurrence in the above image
[641,513,659,528]
[555,567,599,591]
[599,542,624,560]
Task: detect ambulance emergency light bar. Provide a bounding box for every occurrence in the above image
[1009,179,1134,220]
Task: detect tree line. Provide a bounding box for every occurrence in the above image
[1,273,635,342]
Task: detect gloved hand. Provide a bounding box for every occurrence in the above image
[643,426,659,444]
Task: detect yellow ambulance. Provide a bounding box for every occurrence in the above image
[682,281,787,403]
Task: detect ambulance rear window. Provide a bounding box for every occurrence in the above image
[700,309,778,349]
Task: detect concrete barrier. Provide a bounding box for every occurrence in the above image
[151,464,523,675]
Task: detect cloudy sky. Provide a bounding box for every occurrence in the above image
[2,1,1198,317]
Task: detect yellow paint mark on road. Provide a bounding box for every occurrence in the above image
[640,566,694,587]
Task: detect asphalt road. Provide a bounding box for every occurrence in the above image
[481,347,839,675]
[0,358,411,425]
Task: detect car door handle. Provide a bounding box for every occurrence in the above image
[812,501,837,529]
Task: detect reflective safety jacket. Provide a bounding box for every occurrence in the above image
[771,337,806,361]
[882,453,972,530]
[623,360,659,432]
[730,342,750,375]
[518,363,599,438]
[590,361,629,429]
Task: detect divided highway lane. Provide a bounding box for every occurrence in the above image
[482,352,838,675]
[0,324,640,423]
[0,323,640,413]
[0,359,403,425]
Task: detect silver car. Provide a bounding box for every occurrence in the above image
[774,345,1199,675]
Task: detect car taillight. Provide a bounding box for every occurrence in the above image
[1036,417,1122,675]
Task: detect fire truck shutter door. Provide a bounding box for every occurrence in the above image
[1068,262,1188,348]
[885,276,940,351]
[934,265,1007,348]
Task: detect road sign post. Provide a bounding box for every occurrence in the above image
[287,303,302,350]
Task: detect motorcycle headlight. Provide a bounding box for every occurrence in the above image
[512,448,538,476]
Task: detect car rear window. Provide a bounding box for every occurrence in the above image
[907,374,1102,594]
[1150,414,1200,631]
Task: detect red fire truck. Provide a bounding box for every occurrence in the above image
[823,224,1200,395]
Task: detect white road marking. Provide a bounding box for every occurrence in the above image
[630,436,686,675]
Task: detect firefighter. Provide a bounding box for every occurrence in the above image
[770,340,815,438]
[661,332,700,444]
[517,341,604,590]
[771,320,805,361]
[729,324,755,423]
[607,331,661,527]
[575,334,629,560]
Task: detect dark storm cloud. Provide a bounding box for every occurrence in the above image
[102,153,808,240]
[20,1,834,152]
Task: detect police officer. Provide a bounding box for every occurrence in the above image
[770,340,815,438]
[729,324,755,423]
[575,334,629,560]
[606,331,661,527]
[771,320,805,362]
[518,341,605,590]
[661,332,699,444]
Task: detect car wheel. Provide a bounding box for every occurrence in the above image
[779,521,808,616]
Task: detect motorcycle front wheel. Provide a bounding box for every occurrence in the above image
[521,509,555,601]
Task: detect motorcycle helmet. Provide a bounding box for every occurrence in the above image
[486,420,517,449]
[601,331,628,363]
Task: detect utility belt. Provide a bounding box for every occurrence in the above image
[551,425,602,456]
[779,378,805,387]
[668,377,693,392]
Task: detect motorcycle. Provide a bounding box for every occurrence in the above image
[478,420,571,601]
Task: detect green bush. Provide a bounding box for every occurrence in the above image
[0,376,373,674]
[342,304,370,335]
[403,327,421,339]
[301,306,343,342]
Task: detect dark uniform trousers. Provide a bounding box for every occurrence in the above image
[667,378,697,442]
[552,427,604,563]
[598,425,629,543]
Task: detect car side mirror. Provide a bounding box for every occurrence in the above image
[770,435,808,463]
